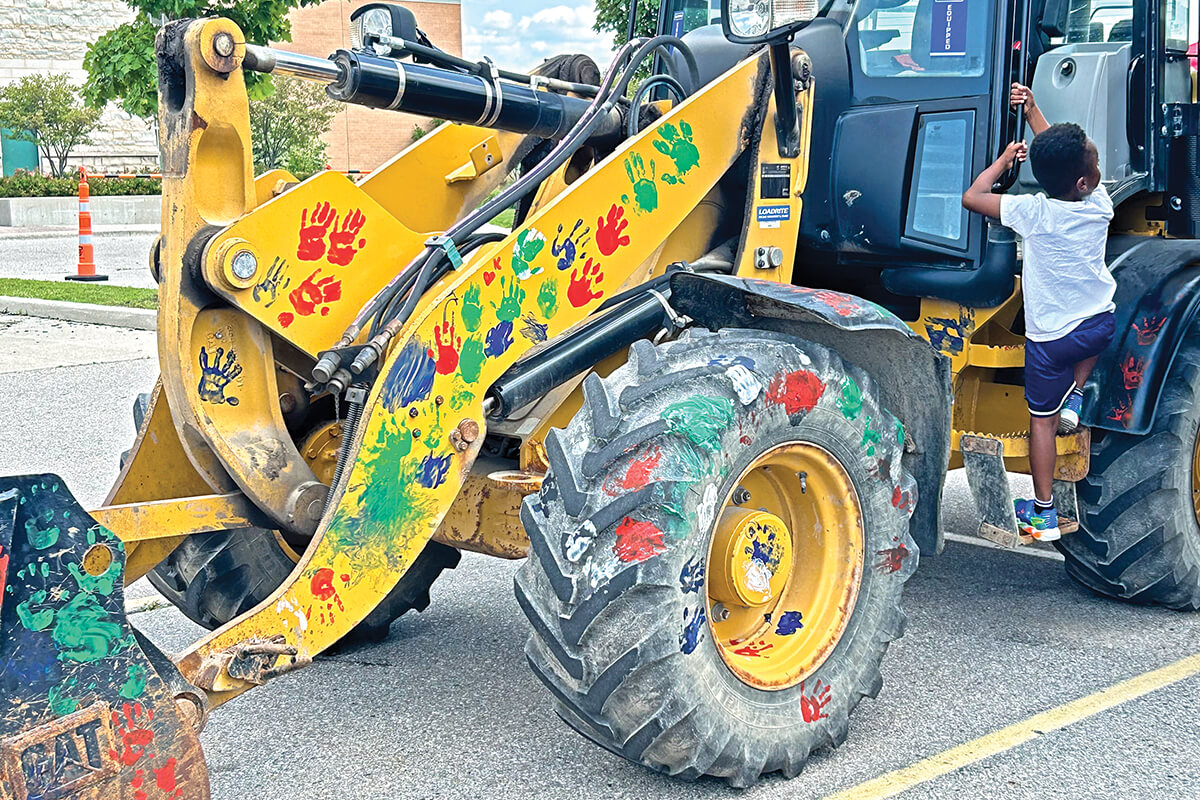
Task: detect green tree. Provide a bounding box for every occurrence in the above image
[83,0,322,119]
[0,75,103,177]
[593,0,657,50]
[250,76,339,178]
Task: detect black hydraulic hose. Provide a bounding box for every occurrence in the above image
[385,39,600,97]
[626,74,687,137]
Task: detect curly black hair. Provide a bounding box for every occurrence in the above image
[1029,122,1090,198]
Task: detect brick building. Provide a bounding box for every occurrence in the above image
[281,0,463,171]
[0,0,462,174]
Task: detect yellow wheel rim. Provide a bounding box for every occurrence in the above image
[1192,430,1200,524]
[706,441,865,690]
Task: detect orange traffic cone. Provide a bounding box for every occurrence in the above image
[66,167,107,282]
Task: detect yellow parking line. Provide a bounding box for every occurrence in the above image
[824,652,1200,800]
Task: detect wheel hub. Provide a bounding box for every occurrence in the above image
[705,442,865,690]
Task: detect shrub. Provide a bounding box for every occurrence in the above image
[0,75,102,177]
[0,171,161,198]
[250,77,339,180]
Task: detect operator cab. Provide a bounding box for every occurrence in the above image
[655,0,1196,309]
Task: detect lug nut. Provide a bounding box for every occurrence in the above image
[712,603,730,622]
[732,486,751,505]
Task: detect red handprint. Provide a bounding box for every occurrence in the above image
[874,540,910,574]
[1133,315,1165,346]
[109,701,155,767]
[800,680,831,723]
[309,567,345,625]
[154,757,183,800]
[732,640,774,657]
[812,290,859,317]
[283,269,342,326]
[568,257,605,308]
[1108,394,1133,426]
[1121,355,1145,390]
[327,208,367,266]
[596,203,630,256]
[434,318,461,374]
[298,201,338,261]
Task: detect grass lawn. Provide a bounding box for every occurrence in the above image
[0,277,158,309]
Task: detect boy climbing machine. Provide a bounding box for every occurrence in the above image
[2,0,1198,795]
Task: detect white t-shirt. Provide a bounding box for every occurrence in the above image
[999,183,1116,342]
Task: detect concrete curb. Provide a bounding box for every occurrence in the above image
[0,296,156,330]
[0,224,160,240]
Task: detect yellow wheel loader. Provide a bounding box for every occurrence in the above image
[3,0,1199,794]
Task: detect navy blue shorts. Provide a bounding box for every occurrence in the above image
[1025,311,1116,416]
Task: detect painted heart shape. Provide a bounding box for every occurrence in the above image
[483,270,496,286]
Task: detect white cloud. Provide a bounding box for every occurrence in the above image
[463,1,616,73]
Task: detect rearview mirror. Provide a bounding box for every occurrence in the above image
[720,0,819,44]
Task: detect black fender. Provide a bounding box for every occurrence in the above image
[1086,238,1200,435]
[670,273,952,555]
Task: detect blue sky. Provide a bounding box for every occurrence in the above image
[462,0,619,72]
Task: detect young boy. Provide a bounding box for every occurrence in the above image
[961,83,1116,541]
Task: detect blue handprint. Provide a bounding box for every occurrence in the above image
[551,219,591,271]
[197,346,243,406]
[485,320,514,357]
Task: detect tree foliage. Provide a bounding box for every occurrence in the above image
[0,75,102,177]
[250,76,339,179]
[83,0,322,119]
[593,0,657,50]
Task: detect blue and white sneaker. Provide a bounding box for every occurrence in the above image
[1058,389,1083,434]
[1014,498,1061,542]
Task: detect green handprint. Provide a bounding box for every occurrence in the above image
[621,153,658,215]
[16,589,56,632]
[837,377,862,421]
[67,526,120,596]
[511,228,546,280]
[460,337,486,384]
[537,277,559,319]
[24,509,59,550]
[462,284,483,332]
[654,121,699,184]
[493,276,525,322]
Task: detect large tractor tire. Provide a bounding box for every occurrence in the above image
[516,329,919,785]
[1064,334,1200,610]
[120,395,460,642]
[147,529,460,641]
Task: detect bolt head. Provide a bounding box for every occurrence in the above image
[231,249,257,280]
[214,32,235,57]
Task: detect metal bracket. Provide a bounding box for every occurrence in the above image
[445,135,502,184]
[1164,103,1200,137]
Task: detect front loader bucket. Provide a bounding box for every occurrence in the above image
[0,475,210,800]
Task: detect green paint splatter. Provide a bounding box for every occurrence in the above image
[450,390,475,410]
[622,153,658,214]
[662,396,734,452]
[119,664,148,699]
[493,276,525,322]
[653,121,699,184]
[462,284,483,332]
[24,511,59,550]
[460,337,486,384]
[537,278,559,319]
[51,592,130,663]
[837,378,863,421]
[894,418,905,448]
[861,414,882,456]
[16,589,55,631]
[48,677,79,716]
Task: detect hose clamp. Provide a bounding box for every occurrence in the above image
[476,57,505,128]
[426,234,463,269]
[647,288,687,329]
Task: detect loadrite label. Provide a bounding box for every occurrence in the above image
[760,163,791,200]
[756,205,791,228]
[931,0,967,57]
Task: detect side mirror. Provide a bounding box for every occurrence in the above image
[350,3,419,54]
[720,0,819,44]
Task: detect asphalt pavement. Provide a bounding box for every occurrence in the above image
[0,229,159,288]
[1,316,1197,800]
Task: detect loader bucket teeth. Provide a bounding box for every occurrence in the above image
[0,475,211,800]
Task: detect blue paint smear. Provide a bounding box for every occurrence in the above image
[485,320,514,357]
[417,453,452,489]
[708,355,756,370]
[680,606,706,654]
[679,556,704,594]
[745,526,782,572]
[382,338,437,410]
[520,313,549,343]
[775,610,804,635]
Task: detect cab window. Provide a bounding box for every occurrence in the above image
[854,0,990,77]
